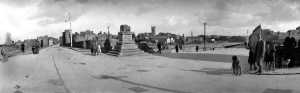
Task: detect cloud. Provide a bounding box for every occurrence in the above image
[1,0,300,43]
[135,5,157,16]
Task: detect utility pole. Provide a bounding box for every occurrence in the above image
[65,12,72,47]
[70,17,72,48]
[107,26,110,39]
[203,22,207,51]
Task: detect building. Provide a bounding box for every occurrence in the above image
[185,36,204,44]
[71,30,117,49]
[151,26,156,36]
[62,29,72,47]
[37,35,49,48]
[288,29,300,40]
[120,24,131,32]
[72,30,96,49]
[136,26,158,41]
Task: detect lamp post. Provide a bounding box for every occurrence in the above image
[203,22,207,51]
[106,23,111,39]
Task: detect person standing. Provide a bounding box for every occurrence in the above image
[97,44,101,55]
[21,43,25,53]
[175,45,179,53]
[157,42,162,54]
[1,46,8,62]
[265,41,276,71]
[195,45,199,52]
[254,39,266,74]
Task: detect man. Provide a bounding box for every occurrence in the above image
[175,45,179,53]
[195,45,199,52]
[32,40,40,54]
[21,43,25,53]
[248,50,255,71]
[157,42,162,54]
[91,40,97,56]
[254,30,266,74]
[265,41,276,71]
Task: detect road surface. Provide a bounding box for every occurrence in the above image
[1,46,300,93]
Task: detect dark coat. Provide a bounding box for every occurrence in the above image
[255,40,266,61]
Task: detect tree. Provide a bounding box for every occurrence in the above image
[103,38,112,53]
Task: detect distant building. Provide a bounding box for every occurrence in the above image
[62,29,72,47]
[137,33,153,40]
[5,32,13,45]
[151,26,156,36]
[120,24,131,32]
[288,29,300,40]
[72,30,96,49]
[185,36,204,44]
[71,30,116,49]
[23,39,37,49]
[37,35,49,48]
[136,26,158,41]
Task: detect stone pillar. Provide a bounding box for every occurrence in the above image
[114,24,143,56]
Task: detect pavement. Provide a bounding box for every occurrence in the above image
[1,45,300,93]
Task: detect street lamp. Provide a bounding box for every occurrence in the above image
[203,22,207,51]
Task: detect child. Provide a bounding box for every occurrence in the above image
[97,45,101,55]
[232,55,242,76]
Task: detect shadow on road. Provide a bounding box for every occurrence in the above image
[183,68,233,76]
[262,88,292,93]
[157,53,248,63]
[256,73,300,75]
[91,75,192,93]
[184,68,300,76]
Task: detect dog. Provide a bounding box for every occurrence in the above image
[232,55,242,76]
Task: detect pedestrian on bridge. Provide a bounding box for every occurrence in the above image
[21,43,25,53]
[175,45,179,53]
[1,46,8,62]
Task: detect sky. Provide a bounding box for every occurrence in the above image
[1,0,300,44]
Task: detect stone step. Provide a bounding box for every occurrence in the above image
[119,51,145,56]
[105,50,120,56]
[120,44,138,49]
[120,49,142,53]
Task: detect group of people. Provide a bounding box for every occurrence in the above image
[248,39,277,74]
[247,31,300,74]
[90,43,102,56]
[282,31,299,65]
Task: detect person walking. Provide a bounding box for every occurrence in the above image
[254,38,266,74]
[175,45,179,53]
[157,42,162,54]
[21,43,25,53]
[195,45,199,52]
